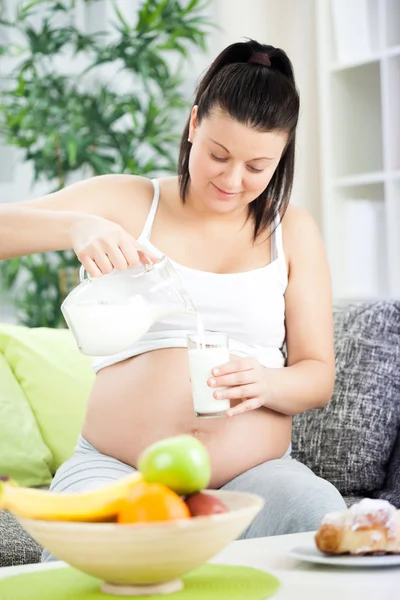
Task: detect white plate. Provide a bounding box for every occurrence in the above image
[289,545,400,568]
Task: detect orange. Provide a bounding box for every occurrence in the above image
[117,481,191,524]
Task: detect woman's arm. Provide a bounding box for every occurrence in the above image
[268,204,335,415]
[0,204,89,258]
[0,174,156,272]
[209,205,335,417]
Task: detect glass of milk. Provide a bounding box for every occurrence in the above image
[187,332,230,418]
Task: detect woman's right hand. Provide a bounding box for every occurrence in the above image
[70,214,159,277]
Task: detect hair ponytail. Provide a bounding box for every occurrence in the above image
[193,42,252,104]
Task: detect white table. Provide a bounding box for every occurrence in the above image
[0,531,398,599]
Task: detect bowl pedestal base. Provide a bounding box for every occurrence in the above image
[101,579,184,596]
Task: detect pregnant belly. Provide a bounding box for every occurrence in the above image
[81,348,292,488]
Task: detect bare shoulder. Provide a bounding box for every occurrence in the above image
[21,174,157,238]
[280,204,326,270]
[281,203,320,238]
[93,174,154,197]
[81,174,155,223]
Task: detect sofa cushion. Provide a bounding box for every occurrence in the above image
[292,301,400,496]
[0,510,42,566]
[373,427,400,508]
[0,324,94,474]
[0,354,52,487]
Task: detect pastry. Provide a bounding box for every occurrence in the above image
[315,498,400,555]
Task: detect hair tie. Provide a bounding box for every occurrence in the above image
[248,52,271,68]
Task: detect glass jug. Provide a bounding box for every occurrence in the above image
[61,257,196,356]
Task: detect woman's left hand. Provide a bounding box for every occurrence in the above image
[207,357,268,417]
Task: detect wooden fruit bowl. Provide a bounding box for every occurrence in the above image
[17,490,264,596]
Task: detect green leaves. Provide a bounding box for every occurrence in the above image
[0,0,211,327]
[0,251,77,328]
[18,0,74,20]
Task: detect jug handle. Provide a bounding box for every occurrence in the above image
[144,258,154,271]
[79,265,90,283]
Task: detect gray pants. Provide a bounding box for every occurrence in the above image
[42,435,346,562]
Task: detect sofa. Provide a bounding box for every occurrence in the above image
[0,300,399,567]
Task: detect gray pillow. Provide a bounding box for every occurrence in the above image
[292,301,400,495]
[373,427,400,508]
[0,510,42,566]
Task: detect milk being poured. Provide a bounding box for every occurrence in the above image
[65,281,229,416]
[63,295,189,356]
[62,256,200,357]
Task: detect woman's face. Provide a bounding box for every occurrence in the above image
[187,106,288,215]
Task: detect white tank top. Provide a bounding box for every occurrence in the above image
[92,179,288,373]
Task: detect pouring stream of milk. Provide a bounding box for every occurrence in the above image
[64,294,206,356]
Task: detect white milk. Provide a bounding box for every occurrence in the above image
[188,347,231,416]
[64,295,187,356]
[63,295,152,355]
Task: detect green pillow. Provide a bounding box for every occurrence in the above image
[0,324,94,474]
[0,353,53,487]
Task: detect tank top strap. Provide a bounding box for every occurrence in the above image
[138,178,160,241]
[270,220,277,262]
[273,213,288,287]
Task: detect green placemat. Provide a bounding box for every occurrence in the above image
[0,564,279,599]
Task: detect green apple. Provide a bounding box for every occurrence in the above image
[137,435,211,495]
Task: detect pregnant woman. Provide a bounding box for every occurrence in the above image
[0,39,346,556]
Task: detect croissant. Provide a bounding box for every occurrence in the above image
[315,498,400,555]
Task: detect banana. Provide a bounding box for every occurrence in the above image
[0,472,143,522]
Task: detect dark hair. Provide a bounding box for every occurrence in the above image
[178,39,300,240]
